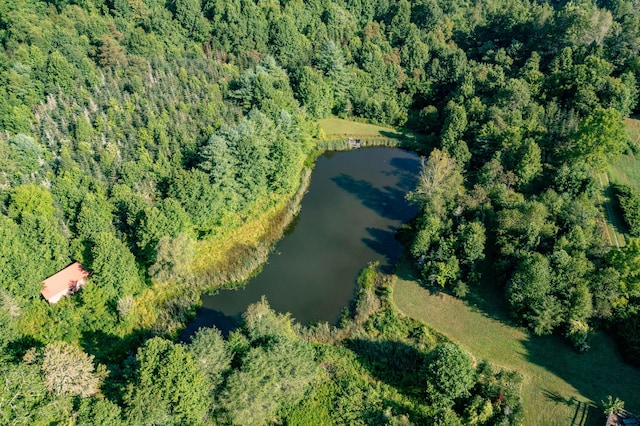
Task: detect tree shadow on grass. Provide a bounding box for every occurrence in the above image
[542,390,596,426]
[524,331,640,426]
[393,257,640,426]
[80,329,148,364]
[4,335,43,360]
[396,255,520,327]
[344,338,428,422]
[378,130,435,151]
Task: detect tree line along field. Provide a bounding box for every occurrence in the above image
[393,261,640,426]
[2,0,640,424]
[606,117,640,239]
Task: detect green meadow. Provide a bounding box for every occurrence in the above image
[318,116,402,138]
[392,262,640,426]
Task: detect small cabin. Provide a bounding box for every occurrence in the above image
[41,262,90,304]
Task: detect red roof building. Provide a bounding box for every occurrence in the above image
[41,262,90,304]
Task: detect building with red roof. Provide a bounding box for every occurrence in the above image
[41,262,90,304]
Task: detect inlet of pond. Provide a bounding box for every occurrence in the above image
[181,147,420,339]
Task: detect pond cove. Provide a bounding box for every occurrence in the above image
[182,147,420,337]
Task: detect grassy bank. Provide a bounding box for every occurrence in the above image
[136,117,416,336]
[392,261,640,426]
[132,168,312,334]
[193,168,312,288]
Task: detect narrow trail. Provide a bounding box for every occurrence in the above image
[598,173,621,249]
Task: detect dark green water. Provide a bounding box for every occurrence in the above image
[182,147,420,337]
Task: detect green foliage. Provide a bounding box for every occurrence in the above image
[507,252,563,335]
[0,0,639,422]
[295,67,333,119]
[602,395,625,416]
[1,134,45,183]
[8,183,56,222]
[425,343,475,404]
[220,340,318,425]
[609,238,640,298]
[614,183,640,236]
[188,327,232,390]
[87,231,145,301]
[220,299,318,425]
[457,221,486,266]
[496,201,555,256]
[572,108,628,171]
[0,361,71,425]
[75,399,124,426]
[612,302,640,366]
[409,149,463,215]
[231,57,299,118]
[126,337,210,425]
[149,233,195,284]
[241,296,297,344]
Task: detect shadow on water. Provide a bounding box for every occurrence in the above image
[178,306,242,342]
[332,173,414,221]
[186,147,420,340]
[387,157,422,192]
[362,226,404,272]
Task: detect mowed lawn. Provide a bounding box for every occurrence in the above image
[392,264,640,426]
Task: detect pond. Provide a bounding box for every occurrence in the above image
[181,147,420,338]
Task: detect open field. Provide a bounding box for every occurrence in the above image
[317,117,431,152]
[318,116,402,138]
[392,262,640,426]
[599,116,640,245]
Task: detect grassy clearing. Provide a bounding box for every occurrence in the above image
[317,116,430,152]
[318,116,401,138]
[597,173,627,248]
[609,154,640,193]
[598,116,640,245]
[609,117,640,192]
[392,261,640,426]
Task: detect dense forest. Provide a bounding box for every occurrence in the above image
[1,0,640,423]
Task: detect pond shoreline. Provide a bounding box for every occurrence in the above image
[179,141,420,338]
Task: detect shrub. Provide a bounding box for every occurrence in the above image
[613,184,640,236]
